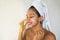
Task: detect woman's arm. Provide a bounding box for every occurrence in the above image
[18,30,22,40]
[18,19,26,40]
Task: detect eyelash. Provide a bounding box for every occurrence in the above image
[26,16,34,19]
[30,16,34,18]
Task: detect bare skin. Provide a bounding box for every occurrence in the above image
[23,23,56,40]
[18,8,56,40]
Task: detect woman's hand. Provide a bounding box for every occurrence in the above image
[20,19,26,31]
[33,30,44,40]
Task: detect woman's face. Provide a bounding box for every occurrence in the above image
[26,9,40,28]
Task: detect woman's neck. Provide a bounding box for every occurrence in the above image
[31,23,43,33]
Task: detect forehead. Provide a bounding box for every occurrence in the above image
[26,9,37,16]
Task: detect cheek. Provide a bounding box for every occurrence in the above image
[31,18,38,25]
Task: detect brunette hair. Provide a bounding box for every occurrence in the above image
[29,6,43,24]
[29,6,41,17]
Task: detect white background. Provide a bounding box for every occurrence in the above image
[0,0,60,40]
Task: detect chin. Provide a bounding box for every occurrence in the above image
[27,25,33,28]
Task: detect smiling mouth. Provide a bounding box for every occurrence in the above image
[27,22,32,25]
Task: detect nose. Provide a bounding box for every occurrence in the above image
[26,18,30,23]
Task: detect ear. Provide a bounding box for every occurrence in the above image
[38,16,43,22]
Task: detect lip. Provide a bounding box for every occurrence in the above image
[27,22,32,25]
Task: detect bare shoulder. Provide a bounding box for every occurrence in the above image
[44,31,56,40]
[25,28,31,33]
[24,28,32,35]
[22,29,30,39]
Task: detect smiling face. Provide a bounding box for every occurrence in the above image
[26,7,42,28]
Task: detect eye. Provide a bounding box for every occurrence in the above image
[30,15,34,18]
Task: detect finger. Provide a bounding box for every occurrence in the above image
[37,30,42,35]
[19,19,26,25]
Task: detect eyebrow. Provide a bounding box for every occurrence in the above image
[26,14,35,16]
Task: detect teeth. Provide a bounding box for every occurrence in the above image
[27,22,32,25]
[28,23,31,25]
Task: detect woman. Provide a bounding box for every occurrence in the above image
[18,0,56,40]
[21,6,56,40]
